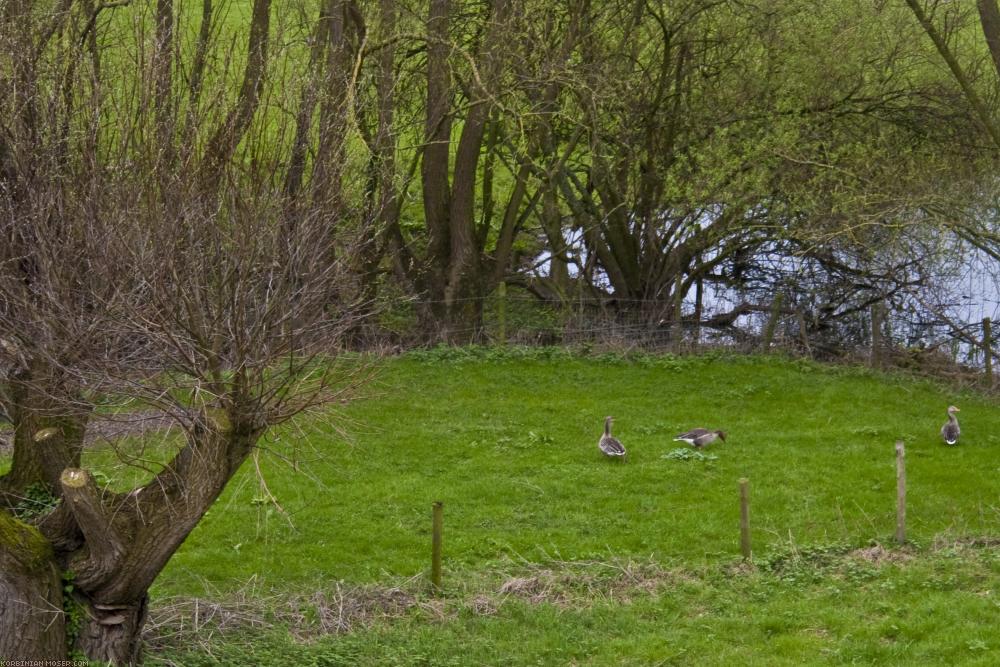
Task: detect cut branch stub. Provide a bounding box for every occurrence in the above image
[203,407,232,433]
[60,468,125,590]
[33,426,60,442]
[26,423,86,495]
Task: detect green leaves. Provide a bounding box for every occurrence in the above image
[12,482,60,520]
[661,447,718,462]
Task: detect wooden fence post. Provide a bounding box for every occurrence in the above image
[694,273,703,349]
[761,293,784,353]
[497,281,507,346]
[983,317,993,389]
[895,442,906,545]
[673,273,684,350]
[739,478,751,560]
[432,501,443,593]
[795,309,812,357]
[871,302,885,369]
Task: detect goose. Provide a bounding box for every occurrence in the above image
[598,416,626,458]
[941,405,960,445]
[674,428,727,448]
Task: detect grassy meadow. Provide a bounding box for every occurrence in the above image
[6,348,1000,664]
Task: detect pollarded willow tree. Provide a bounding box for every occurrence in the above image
[0,0,372,662]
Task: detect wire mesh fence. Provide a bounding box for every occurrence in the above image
[362,283,998,388]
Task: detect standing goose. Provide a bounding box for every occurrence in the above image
[941,405,960,445]
[674,428,727,448]
[598,416,626,459]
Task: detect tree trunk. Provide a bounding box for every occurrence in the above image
[198,0,271,190]
[421,0,453,315]
[0,509,148,664]
[0,364,88,500]
[1,409,260,664]
[0,512,65,660]
[73,595,147,665]
[978,0,1000,81]
[311,0,355,213]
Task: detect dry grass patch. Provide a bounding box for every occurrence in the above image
[850,543,914,565]
[144,557,684,651]
[494,557,681,607]
[145,577,425,653]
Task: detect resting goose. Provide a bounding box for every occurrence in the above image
[941,405,960,445]
[598,416,626,459]
[674,428,727,448]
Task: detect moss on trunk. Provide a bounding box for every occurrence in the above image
[0,510,66,659]
[0,509,54,572]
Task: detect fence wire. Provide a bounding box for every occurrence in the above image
[363,287,997,384]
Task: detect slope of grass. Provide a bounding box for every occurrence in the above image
[151,543,1000,665]
[155,349,1000,599]
[6,348,1000,663]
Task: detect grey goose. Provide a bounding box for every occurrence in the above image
[598,416,627,458]
[941,405,960,445]
[674,428,727,448]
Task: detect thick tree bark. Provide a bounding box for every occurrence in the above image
[421,0,454,312]
[355,0,399,305]
[199,0,271,190]
[979,0,1000,81]
[419,0,513,340]
[284,2,334,201]
[311,0,357,211]
[73,595,148,665]
[77,415,259,605]
[489,162,532,288]
[1,408,261,664]
[0,512,65,660]
[540,186,570,291]
[0,364,88,501]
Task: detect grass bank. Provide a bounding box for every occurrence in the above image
[154,349,1000,596]
[6,348,1000,663]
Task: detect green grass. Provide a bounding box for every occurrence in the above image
[155,350,1000,597]
[7,349,1000,663]
[149,542,1000,665]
